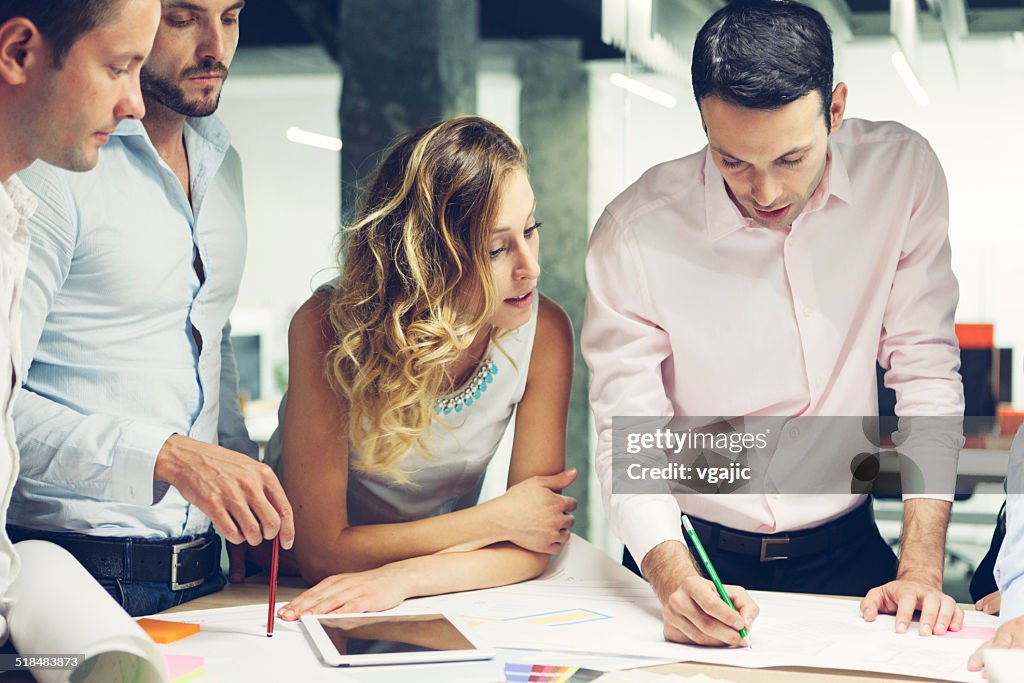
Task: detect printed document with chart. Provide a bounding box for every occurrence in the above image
[401,535,997,682]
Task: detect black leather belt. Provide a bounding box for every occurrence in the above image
[684,497,876,562]
[7,526,221,590]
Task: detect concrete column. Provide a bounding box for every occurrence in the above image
[282,0,341,62]
[338,0,478,217]
[516,39,592,538]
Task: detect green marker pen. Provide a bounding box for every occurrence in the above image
[682,514,751,647]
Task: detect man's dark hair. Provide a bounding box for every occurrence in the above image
[0,0,125,68]
[692,0,835,130]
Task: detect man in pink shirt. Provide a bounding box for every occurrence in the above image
[583,0,965,647]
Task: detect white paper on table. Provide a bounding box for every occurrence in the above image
[403,535,995,683]
[154,601,662,681]
[6,541,168,683]
[982,648,1024,683]
[155,602,367,682]
[518,533,655,599]
[597,672,739,683]
[121,534,664,681]
[145,534,997,682]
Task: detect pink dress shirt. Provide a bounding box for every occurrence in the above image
[583,119,965,568]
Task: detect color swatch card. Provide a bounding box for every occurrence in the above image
[504,663,602,682]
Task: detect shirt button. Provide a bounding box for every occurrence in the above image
[790,427,800,438]
[803,306,811,317]
[814,376,822,388]
[788,236,795,246]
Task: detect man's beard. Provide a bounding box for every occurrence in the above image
[141,59,228,117]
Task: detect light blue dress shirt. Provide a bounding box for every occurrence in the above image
[996,426,1024,621]
[11,116,256,539]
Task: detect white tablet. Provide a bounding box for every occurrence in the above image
[300,612,495,667]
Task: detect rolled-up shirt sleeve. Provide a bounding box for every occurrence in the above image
[878,140,965,502]
[582,208,685,570]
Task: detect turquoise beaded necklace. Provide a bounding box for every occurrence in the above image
[434,355,498,415]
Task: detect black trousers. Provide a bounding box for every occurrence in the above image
[623,502,899,597]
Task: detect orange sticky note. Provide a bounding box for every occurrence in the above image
[136,618,200,644]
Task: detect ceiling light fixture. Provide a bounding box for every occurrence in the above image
[890,51,930,107]
[609,73,677,109]
[286,126,342,152]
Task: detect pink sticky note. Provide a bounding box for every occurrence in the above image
[934,626,996,640]
[163,654,205,682]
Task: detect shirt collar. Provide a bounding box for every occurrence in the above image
[0,174,38,234]
[823,139,853,206]
[112,115,231,155]
[703,138,855,242]
[703,148,746,242]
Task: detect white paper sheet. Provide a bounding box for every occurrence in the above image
[6,541,168,683]
[400,535,996,683]
[151,534,997,682]
[153,601,496,682]
[597,672,738,683]
[982,648,1024,683]
[154,602,668,681]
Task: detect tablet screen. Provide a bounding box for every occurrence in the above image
[319,614,477,657]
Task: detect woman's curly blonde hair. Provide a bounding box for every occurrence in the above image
[324,115,526,481]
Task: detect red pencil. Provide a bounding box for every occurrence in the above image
[266,535,279,637]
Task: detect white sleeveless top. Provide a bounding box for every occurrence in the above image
[264,293,538,525]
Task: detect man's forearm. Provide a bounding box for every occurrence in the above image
[897,498,951,586]
[14,387,173,507]
[640,540,700,604]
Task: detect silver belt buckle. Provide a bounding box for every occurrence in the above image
[759,536,790,562]
[170,537,208,590]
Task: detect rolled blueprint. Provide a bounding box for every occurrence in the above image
[7,541,168,683]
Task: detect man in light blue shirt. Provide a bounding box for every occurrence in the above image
[10,0,295,616]
[969,434,1024,669]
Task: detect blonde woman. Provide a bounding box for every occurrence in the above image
[267,116,577,620]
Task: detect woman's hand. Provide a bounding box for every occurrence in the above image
[489,469,577,553]
[277,564,411,621]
